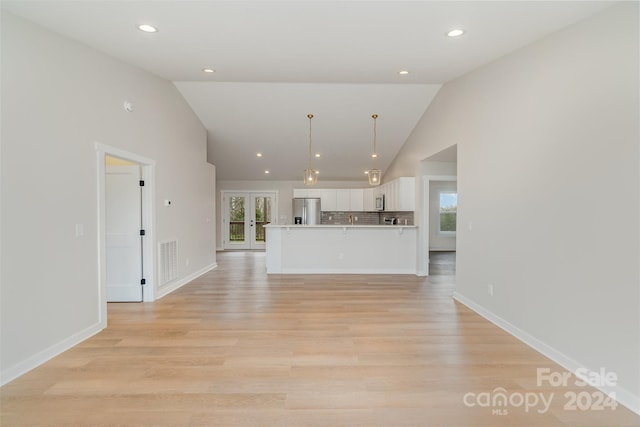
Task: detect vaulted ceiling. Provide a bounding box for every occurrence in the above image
[2,1,612,181]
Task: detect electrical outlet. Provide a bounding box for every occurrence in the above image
[488,284,494,296]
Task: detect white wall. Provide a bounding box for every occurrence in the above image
[216,179,370,249]
[388,3,640,409]
[1,13,216,383]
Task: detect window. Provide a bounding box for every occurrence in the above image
[439,191,457,234]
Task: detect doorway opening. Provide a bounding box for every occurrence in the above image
[417,144,457,276]
[428,181,457,275]
[221,191,278,250]
[96,143,156,323]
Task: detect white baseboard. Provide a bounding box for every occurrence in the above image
[0,320,105,387]
[269,268,417,275]
[156,262,217,300]
[453,291,640,416]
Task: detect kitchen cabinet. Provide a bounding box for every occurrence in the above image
[350,189,364,212]
[293,188,337,211]
[293,178,414,212]
[381,177,414,211]
[397,177,415,211]
[318,189,337,211]
[363,188,375,211]
[336,189,351,211]
[294,188,324,200]
[293,188,306,198]
[371,177,415,211]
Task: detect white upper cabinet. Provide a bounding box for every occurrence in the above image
[396,177,415,211]
[293,188,308,198]
[294,188,323,199]
[336,189,351,211]
[363,188,375,211]
[370,177,415,211]
[350,189,365,212]
[292,178,414,211]
[382,177,414,211]
[318,189,337,211]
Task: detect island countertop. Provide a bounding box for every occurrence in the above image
[264,224,416,228]
[265,223,417,274]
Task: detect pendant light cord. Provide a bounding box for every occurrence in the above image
[308,114,313,169]
[372,114,378,165]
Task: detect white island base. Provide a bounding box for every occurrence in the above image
[265,225,417,274]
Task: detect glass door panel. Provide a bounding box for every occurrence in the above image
[251,194,273,249]
[225,194,250,249]
[223,192,277,250]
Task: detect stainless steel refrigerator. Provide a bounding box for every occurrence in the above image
[292,198,321,225]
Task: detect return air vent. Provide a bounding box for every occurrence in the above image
[159,240,178,285]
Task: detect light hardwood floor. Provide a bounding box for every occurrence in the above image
[2,251,638,426]
[428,251,456,276]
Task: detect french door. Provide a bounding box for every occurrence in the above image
[223,192,277,250]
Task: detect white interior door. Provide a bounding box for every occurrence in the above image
[223,192,276,250]
[106,165,143,301]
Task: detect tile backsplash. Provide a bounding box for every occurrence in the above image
[321,211,413,225]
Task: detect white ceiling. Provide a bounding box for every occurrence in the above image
[2,1,613,182]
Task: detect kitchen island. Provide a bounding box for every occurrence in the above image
[264,224,417,274]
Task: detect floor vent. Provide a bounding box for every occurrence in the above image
[159,240,178,285]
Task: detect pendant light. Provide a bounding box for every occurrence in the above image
[303,114,318,185]
[366,114,382,186]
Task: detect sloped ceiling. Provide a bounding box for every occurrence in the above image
[2,1,613,181]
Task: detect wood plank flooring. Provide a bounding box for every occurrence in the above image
[2,251,638,426]
[428,251,456,276]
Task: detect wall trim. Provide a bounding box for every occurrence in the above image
[0,321,104,387]
[95,141,157,310]
[156,262,218,300]
[453,291,640,415]
[273,268,417,275]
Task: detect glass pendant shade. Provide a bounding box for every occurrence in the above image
[303,169,318,185]
[367,169,381,186]
[303,114,318,186]
[367,114,381,186]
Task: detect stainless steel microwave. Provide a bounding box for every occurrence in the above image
[375,194,385,211]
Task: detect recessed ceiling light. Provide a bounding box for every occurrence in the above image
[137,24,158,33]
[398,70,409,75]
[256,152,263,157]
[315,153,321,158]
[202,68,215,73]
[264,170,270,174]
[315,171,320,174]
[446,28,465,37]
[364,171,369,174]
[371,153,378,158]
